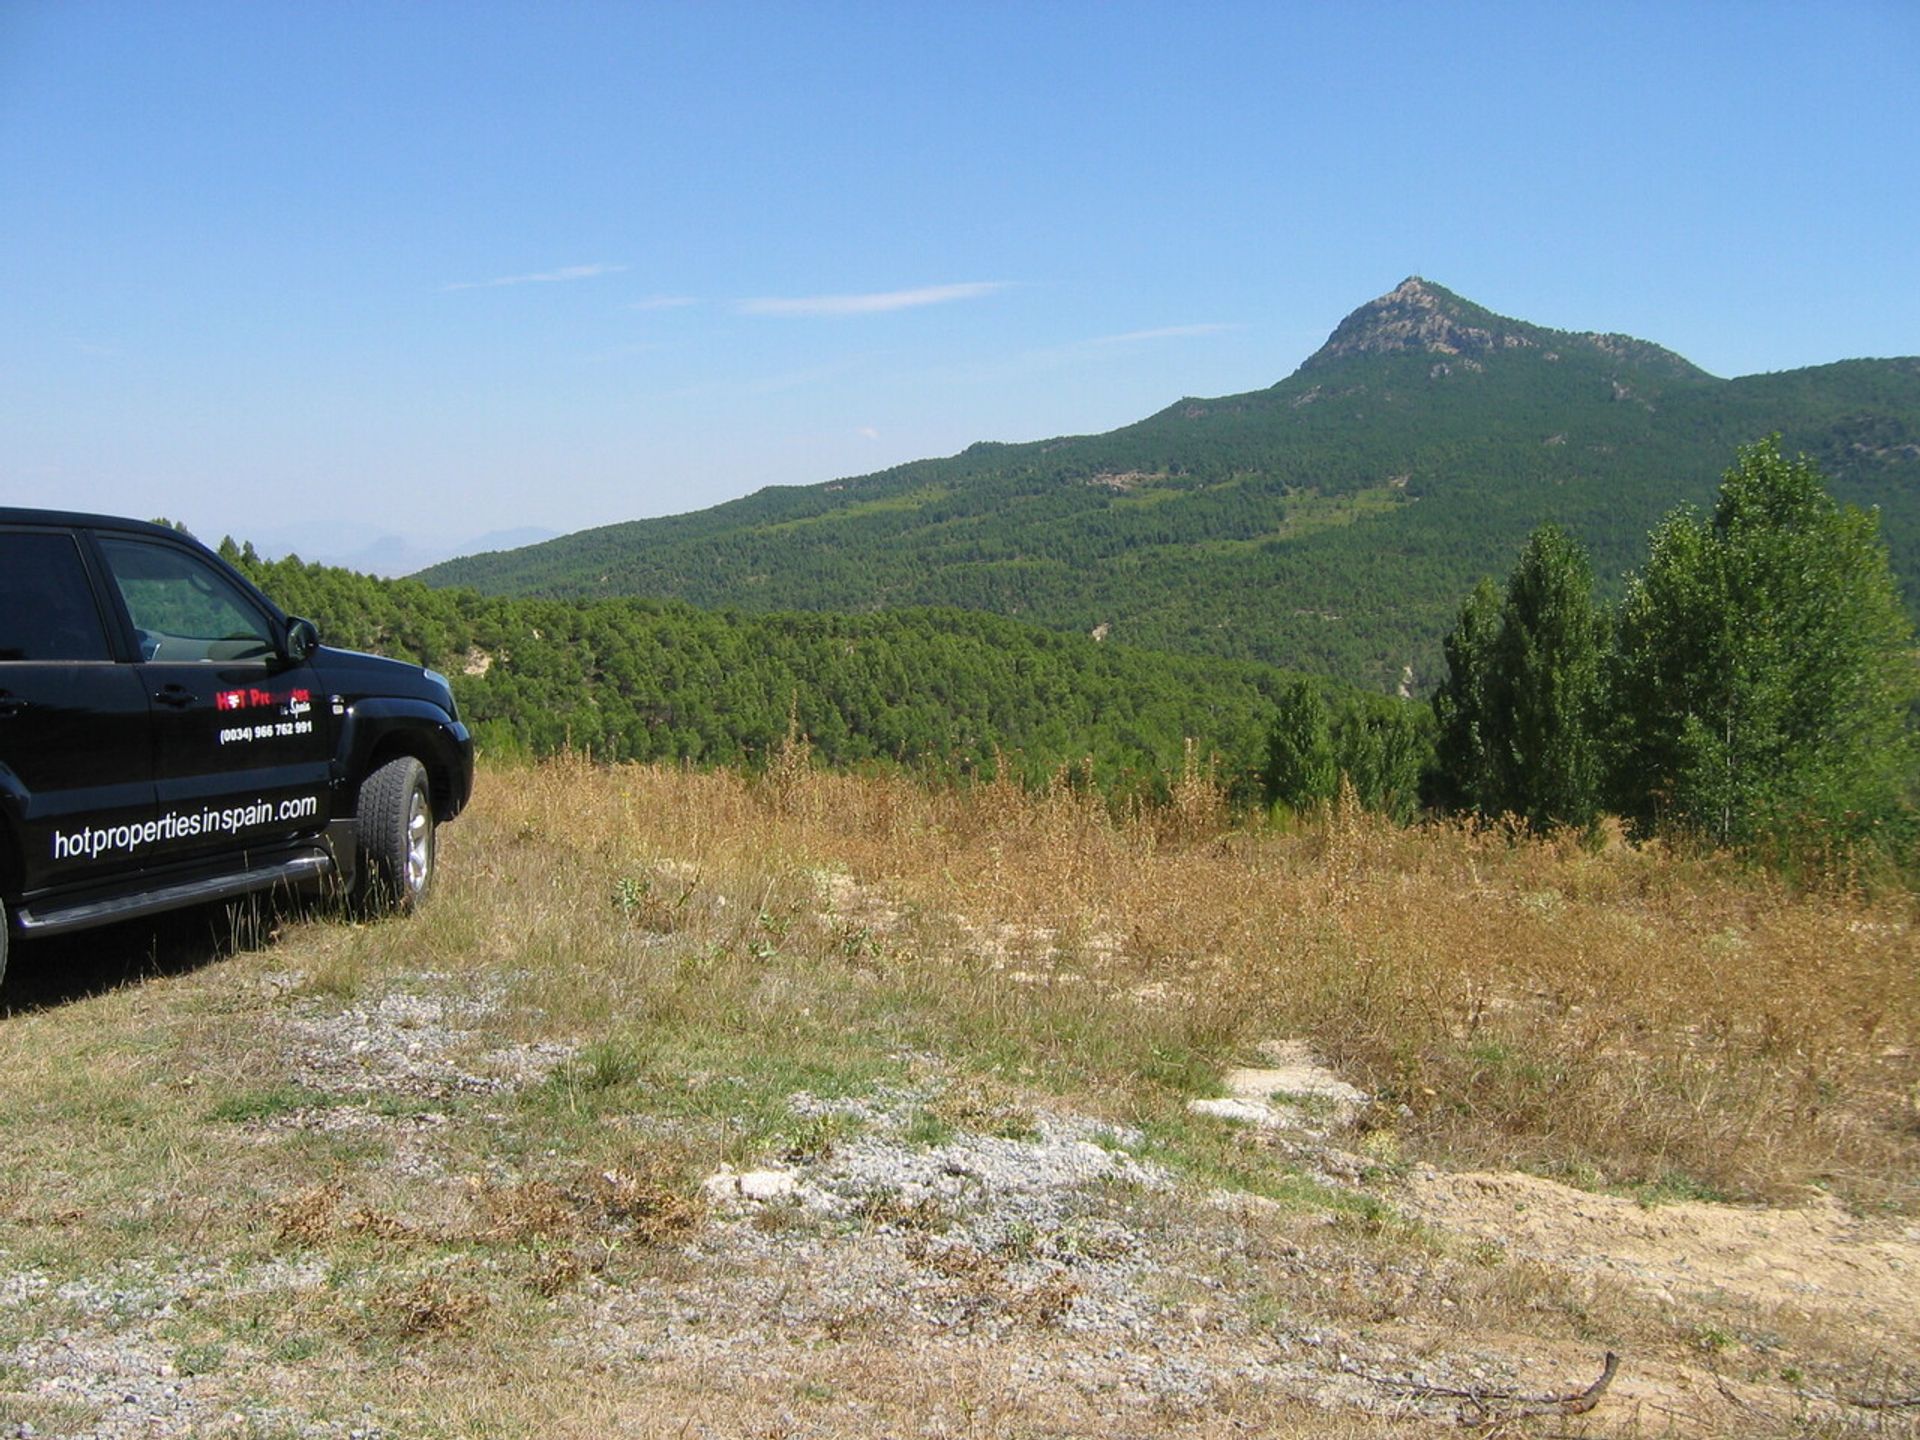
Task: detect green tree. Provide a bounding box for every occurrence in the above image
[1332,693,1430,823]
[1263,679,1338,812]
[1429,525,1605,829]
[1430,578,1501,813]
[1611,438,1917,849]
[1487,524,1607,829]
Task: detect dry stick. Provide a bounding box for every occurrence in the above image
[1783,1374,1920,1413]
[1348,1351,1620,1422]
[1805,1390,1920,1413]
[1707,1357,1750,1412]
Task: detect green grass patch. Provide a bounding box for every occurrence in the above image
[173,1341,227,1376]
[0,1397,101,1436]
[525,1016,903,1168]
[770,1109,863,1163]
[1131,1110,1360,1212]
[1272,481,1410,540]
[903,1108,954,1147]
[753,485,953,535]
[206,1085,342,1124]
[1630,1169,1733,1207]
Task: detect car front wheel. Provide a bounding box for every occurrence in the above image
[355,756,436,914]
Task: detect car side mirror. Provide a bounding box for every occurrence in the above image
[285,616,320,663]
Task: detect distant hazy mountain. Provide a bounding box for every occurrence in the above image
[417,280,1920,690]
[249,525,559,577]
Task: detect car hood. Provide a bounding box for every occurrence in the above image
[310,646,457,714]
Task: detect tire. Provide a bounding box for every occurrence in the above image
[355,756,436,915]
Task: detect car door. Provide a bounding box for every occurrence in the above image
[0,527,156,895]
[91,532,334,866]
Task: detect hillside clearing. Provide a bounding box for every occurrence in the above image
[2,756,1915,1437]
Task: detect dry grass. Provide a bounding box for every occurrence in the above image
[0,751,1915,1438]
[517,750,1917,1211]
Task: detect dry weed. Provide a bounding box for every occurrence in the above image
[907,1234,1000,1281]
[1006,1272,1082,1325]
[1152,737,1232,847]
[364,1271,490,1339]
[592,1161,704,1244]
[903,1235,1083,1328]
[482,751,1918,1210]
[926,1075,1038,1139]
[475,1179,575,1244]
[526,1247,586,1297]
[856,1190,949,1233]
[270,1182,343,1247]
[343,1206,415,1241]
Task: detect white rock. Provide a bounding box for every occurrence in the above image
[739,1169,798,1200]
[1230,1048,1370,1105]
[1188,1097,1283,1127]
[700,1167,798,1203]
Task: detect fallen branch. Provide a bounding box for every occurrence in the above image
[1347,1351,1620,1423]
[1802,1389,1920,1413]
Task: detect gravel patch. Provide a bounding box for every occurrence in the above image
[2,1257,372,1440]
[275,975,573,1100]
[11,964,1883,1436]
[638,1090,1507,1418]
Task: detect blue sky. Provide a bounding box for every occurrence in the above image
[3,2,1917,564]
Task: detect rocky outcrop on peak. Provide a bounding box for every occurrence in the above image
[1584,330,1714,380]
[1300,277,1708,382]
[1301,277,1531,371]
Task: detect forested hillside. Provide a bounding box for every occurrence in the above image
[232,547,1408,797]
[419,280,1920,692]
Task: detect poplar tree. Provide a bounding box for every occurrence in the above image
[1332,697,1429,823]
[1611,438,1916,848]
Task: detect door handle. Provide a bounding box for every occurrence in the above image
[0,694,24,718]
[153,684,197,709]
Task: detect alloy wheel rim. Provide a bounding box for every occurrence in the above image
[405,789,432,895]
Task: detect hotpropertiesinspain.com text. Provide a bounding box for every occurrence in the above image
[52,795,320,861]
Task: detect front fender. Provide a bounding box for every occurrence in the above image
[333,698,474,820]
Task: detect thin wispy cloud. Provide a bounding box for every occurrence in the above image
[443,263,628,292]
[1083,322,1242,346]
[736,281,1009,317]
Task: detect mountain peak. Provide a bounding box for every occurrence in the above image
[1301,277,1531,372]
[1299,279,1712,382]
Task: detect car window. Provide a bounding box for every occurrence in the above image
[0,531,114,662]
[96,536,277,663]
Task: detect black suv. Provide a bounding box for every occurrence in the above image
[0,509,474,985]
